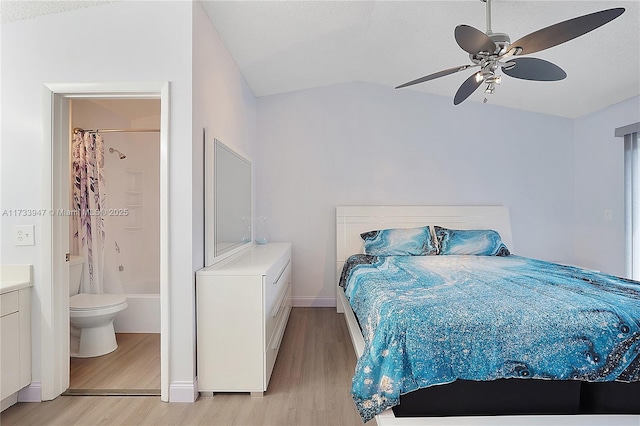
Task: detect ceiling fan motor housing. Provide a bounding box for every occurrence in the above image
[488,33,511,55]
[469,32,511,62]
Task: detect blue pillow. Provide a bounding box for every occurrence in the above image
[434,226,510,256]
[360,226,437,256]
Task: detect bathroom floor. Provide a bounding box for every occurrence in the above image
[67,333,160,394]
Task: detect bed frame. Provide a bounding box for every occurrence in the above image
[335,205,640,426]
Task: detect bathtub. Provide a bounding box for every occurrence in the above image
[112,293,160,333]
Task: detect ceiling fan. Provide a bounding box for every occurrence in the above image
[395,0,625,105]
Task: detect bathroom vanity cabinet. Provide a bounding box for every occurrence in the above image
[1,265,32,411]
[196,243,292,395]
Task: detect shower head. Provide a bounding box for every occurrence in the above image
[109,147,126,159]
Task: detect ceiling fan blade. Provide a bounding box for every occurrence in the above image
[509,8,625,56]
[454,72,483,105]
[455,25,497,54]
[395,65,474,89]
[502,57,567,81]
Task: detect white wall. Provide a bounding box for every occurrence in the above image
[255,82,575,306]
[130,114,162,289]
[1,0,257,401]
[573,96,640,276]
[0,1,194,399]
[192,0,258,272]
[190,1,258,389]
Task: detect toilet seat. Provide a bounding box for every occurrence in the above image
[70,293,127,311]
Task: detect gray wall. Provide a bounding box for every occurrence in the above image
[573,96,640,275]
[255,82,576,306]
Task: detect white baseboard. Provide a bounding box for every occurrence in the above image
[18,382,42,402]
[169,378,198,402]
[292,296,336,308]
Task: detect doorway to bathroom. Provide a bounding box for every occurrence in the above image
[65,99,161,395]
[41,82,170,403]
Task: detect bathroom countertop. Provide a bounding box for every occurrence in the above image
[0,265,33,294]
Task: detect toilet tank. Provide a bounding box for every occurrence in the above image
[68,255,84,296]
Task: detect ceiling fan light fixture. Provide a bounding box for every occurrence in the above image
[475,72,484,83]
[484,83,496,94]
[486,75,501,85]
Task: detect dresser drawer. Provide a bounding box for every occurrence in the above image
[264,253,290,323]
[1,291,19,317]
[265,263,291,351]
[265,251,290,294]
[265,282,291,384]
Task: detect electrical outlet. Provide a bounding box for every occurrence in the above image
[14,225,35,246]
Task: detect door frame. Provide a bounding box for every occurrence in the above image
[41,82,170,401]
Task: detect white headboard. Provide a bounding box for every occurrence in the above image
[336,205,513,283]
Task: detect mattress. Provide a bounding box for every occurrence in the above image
[339,254,640,422]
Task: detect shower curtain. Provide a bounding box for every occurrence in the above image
[72,131,107,294]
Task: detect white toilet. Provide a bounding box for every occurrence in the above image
[69,255,128,358]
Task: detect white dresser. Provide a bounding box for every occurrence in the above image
[196,243,292,395]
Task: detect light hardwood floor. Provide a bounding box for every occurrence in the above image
[1,308,365,426]
[68,333,161,393]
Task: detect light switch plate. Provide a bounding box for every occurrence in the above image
[14,225,35,246]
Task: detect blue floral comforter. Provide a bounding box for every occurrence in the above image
[339,254,640,422]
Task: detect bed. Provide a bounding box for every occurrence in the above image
[335,206,640,426]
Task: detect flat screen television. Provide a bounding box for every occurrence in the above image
[205,137,252,265]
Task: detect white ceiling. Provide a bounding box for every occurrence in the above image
[201,0,639,118]
[3,1,638,118]
[0,0,118,23]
